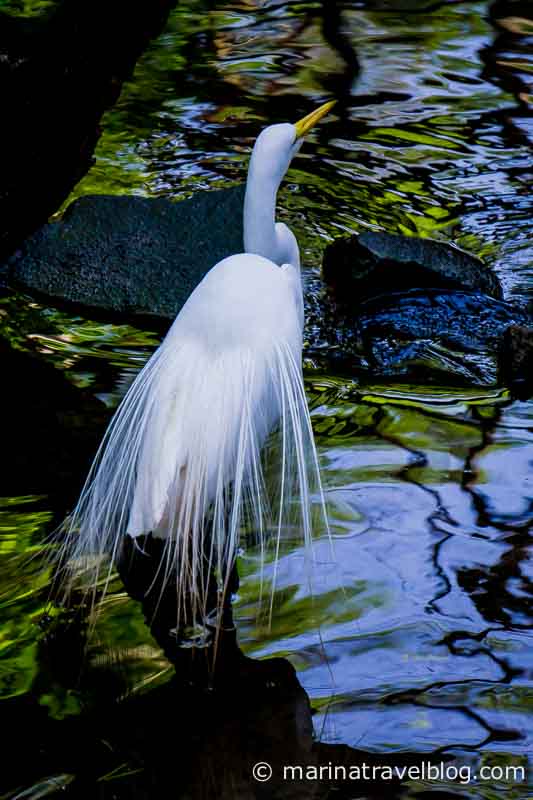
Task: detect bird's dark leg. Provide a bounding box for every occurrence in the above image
[117,534,298,691]
[117,533,244,687]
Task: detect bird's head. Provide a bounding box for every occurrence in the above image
[249,100,336,183]
[244,100,335,267]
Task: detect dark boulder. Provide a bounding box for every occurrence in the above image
[2,187,245,324]
[323,230,503,304]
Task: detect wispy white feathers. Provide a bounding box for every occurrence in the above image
[54,115,336,639]
[54,253,327,634]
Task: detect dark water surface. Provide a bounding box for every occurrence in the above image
[1,1,532,797]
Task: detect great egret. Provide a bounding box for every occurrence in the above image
[56,100,335,640]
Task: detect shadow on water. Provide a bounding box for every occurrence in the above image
[0,0,532,798]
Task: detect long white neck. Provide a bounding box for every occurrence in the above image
[243,153,280,263]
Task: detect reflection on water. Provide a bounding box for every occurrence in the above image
[1,1,532,797]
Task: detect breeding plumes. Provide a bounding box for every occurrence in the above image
[55,101,335,638]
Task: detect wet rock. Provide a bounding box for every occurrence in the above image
[322,231,503,303]
[499,324,533,399]
[358,290,526,351]
[321,289,531,386]
[2,187,245,323]
[317,231,533,387]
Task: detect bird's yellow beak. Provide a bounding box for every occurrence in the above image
[294,100,336,140]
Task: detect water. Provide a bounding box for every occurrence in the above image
[1,1,532,797]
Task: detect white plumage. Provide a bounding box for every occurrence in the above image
[57,104,334,633]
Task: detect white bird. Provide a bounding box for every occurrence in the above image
[57,101,335,635]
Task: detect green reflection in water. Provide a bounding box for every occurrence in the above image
[0,290,160,398]
[0,497,52,700]
[0,0,56,16]
[0,496,171,715]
